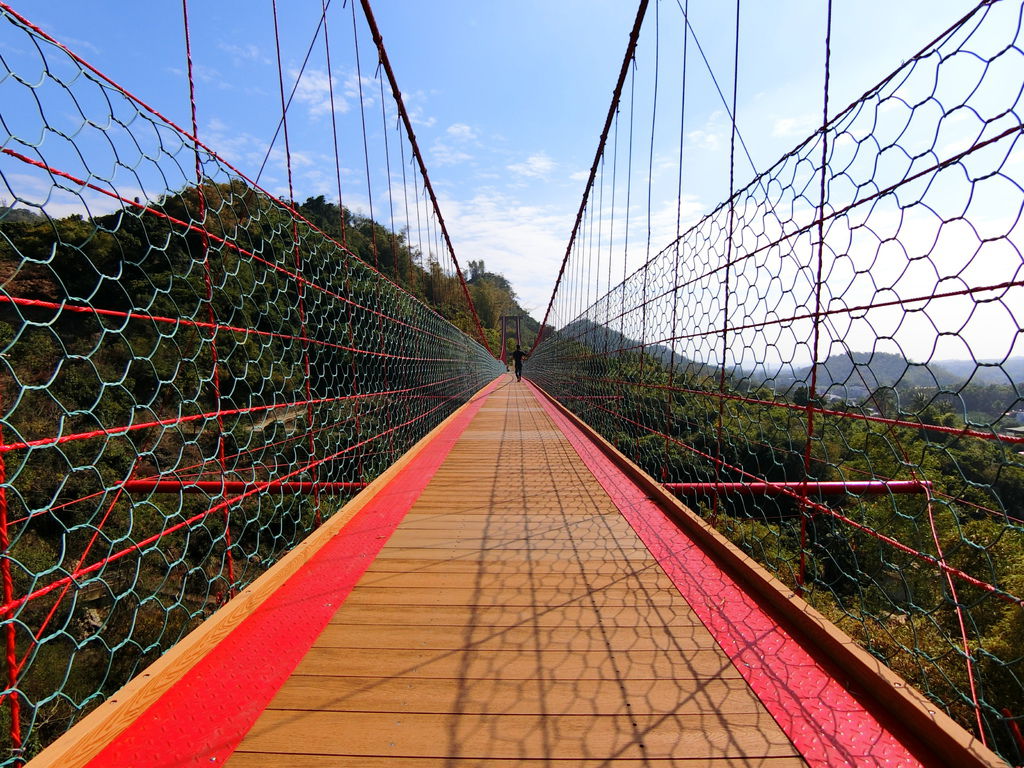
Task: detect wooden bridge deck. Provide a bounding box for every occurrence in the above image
[225,377,805,767]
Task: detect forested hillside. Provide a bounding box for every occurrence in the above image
[0,181,524,757]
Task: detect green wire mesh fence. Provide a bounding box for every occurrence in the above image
[529,0,1024,762]
[0,3,501,761]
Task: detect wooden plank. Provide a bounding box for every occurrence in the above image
[228,757,809,768]
[355,566,679,590]
[230,711,798,759]
[383,524,643,536]
[264,675,769,716]
[326,603,704,629]
[340,586,692,608]
[311,622,719,651]
[389,515,640,532]
[362,557,667,578]
[223,380,803,767]
[530,380,1011,768]
[370,547,656,563]
[291,647,745,680]
[378,538,653,551]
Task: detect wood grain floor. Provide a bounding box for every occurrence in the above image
[225,376,806,767]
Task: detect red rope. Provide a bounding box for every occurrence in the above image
[551,373,1024,446]
[1,148,471,352]
[14,460,138,678]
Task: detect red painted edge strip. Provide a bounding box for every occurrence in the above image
[527,382,928,768]
[83,378,501,768]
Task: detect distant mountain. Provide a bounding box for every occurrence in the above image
[930,358,1024,387]
[0,206,45,224]
[543,323,1024,398]
[760,352,1024,397]
[550,317,720,379]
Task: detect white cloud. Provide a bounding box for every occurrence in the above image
[218,42,264,64]
[507,153,555,178]
[292,69,349,118]
[343,73,376,108]
[569,170,590,182]
[772,114,819,139]
[441,190,571,315]
[446,123,476,141]
[203,121,269,169]
[686,110,728,152]
[55,34,101,57]
[1,170,144,219]
[399,90,437,128]
[410,110,437,129]
[430,141,472,167]
[686,128,721,152]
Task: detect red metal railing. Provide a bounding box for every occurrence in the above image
[0,2,501,762]
[528,0,1024,762]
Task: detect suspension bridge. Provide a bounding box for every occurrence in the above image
[0,0,1022,766]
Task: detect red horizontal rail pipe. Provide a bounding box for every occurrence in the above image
[664,480,932,496]
[123,480,368,494]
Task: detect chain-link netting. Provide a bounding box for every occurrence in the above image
[0,2,501,761]
[530,0,1024,762]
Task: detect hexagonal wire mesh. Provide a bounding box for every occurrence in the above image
[0,2,501,761]
[528,0,1024,762]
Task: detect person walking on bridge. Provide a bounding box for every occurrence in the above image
[511,345,527,382]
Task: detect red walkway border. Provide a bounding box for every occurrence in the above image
[526,380,1001,768]
[30,378,502,768]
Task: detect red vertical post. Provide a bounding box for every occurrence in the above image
[798,0,833,596]
[665,0,689,484]
[0,431,21,758]
[323,0,361,489]
[714,0,741,527]
[272,0,321,526]
[182,0,235,591]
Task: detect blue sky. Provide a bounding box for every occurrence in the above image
[5,0,979,319]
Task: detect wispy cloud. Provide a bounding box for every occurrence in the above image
[442,190,569,314]
[409,108,437,129]
[686,110,727,152]
[343,72,376,108]
[430,123,477,166]
[292,68,349,117]
[431,141,472,167]
[686,128,721,152]
[55,34,101,57]
[402,89,437,128]
[508,152,555,178]
[446,123,477,141]
[218,42,266,65]
[772,114,818,139]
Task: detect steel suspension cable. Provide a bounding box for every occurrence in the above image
[534,0,650,351]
